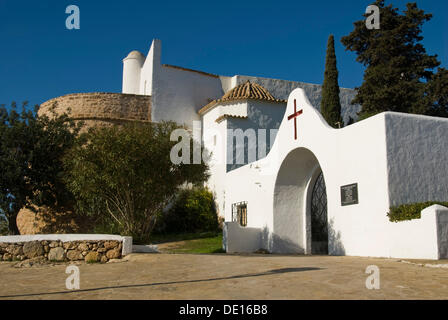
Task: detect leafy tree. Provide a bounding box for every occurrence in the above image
[0,102,82,234]
[341,0,448,119]
[321,34,344,128]
[63,122,209,243]
[426,67,448,117]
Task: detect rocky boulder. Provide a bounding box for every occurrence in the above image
[66,250,82,261]
[23,241,44,259]
[48,247,65,261]
[16,205,83,235]
[85,251,100,263]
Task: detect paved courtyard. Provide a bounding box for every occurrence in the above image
[0,253,447,300]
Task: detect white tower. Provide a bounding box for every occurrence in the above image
[122,50,145,94]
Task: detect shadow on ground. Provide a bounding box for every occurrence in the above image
[0,267,322,299]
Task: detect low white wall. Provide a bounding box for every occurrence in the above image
[385,113,448,207]
[387,205,448,260]
[0,234,133,256]
[223,222,262,253]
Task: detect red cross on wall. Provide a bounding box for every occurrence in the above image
[287,99,303,140]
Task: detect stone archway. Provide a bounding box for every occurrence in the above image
[273,147,326,254]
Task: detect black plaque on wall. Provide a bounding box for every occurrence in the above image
[341,183,359,206]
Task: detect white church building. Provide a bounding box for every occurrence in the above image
[122,39,448,260]
[122,39,358,219]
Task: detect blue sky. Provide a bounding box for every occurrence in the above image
[0,0,447,109]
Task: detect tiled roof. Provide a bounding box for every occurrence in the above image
[198,81,287,115]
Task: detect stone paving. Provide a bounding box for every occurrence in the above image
[0,253,447,300]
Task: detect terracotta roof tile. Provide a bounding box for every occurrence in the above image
[198,81,286,115]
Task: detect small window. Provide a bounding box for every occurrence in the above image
[213,135,217,146]
[232,201,248,227]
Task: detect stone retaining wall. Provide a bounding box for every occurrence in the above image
[0,235,132,263]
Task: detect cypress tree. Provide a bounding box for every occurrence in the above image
[321,34,343,128]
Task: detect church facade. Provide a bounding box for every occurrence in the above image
[39,39,448,260]
[122,40,448,260]
[121,39,359,218]
[222,88,448,260]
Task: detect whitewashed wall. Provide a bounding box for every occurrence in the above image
[223,222,262,253]
[223,88,448,260]
[202,107,228,216]
[137,40,224,127]
[385,113,448,206]
[225,100,285,171]
[122,40,359,127]
[122,52,144,94]
[387,205,448,259]
[139,40,160,96]
[202,99,286,216]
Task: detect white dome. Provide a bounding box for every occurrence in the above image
[123,50,145,61]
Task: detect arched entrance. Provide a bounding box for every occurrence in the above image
[273,147,328,254]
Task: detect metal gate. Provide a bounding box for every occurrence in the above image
[310,171,328,253]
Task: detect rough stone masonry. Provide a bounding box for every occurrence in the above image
[0,238,128,264]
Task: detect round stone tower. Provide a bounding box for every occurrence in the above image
[38,92,151,131]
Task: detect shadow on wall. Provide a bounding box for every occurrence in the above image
[272,233,305,254]
[260,219,345,256]
[260,222,344,256]
[260,226,305,254]
[222,224,228,251]
[261,226,270,250]
[328,218,345,256]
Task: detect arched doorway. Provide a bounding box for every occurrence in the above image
[273,147,326,254]
[310,171,328,254]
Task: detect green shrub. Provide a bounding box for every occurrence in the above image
[387,201,448,222]
[92,218,122,236]
[63,122,209,244]
[159,187,219,234]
